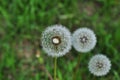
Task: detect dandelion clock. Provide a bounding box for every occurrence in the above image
[72,28,97,53]
[72,27,97,79]
[88,54,111,76]
[41,25,72,80]
[41,25,72,57]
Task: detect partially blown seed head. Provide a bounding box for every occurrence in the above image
[88,54,111,76]
[41,25,72,57]
[72,28,97,53]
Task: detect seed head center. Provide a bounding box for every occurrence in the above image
[96,62,103,69]
[52,36,61,45]
[80,36,88,43]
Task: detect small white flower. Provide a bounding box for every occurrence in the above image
[72,28,96,53]
[41,25,72,57]
[88,54,111,76]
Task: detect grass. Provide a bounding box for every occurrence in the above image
[0,0,120,80]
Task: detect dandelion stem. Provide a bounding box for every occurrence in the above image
[73,54,81,80]
[54,57,57,80]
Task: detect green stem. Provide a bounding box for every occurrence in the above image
[54,57,57,80]
[73,54,81,80]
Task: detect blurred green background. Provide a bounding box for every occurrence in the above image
[0,0,120,80]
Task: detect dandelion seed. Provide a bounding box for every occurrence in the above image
[41,25,72,57]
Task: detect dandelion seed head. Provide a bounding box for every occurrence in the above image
[41,25,72,57]
[88,54,111,76]
[72,28,97,53]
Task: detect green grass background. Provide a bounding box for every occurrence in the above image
[0,0,120,80]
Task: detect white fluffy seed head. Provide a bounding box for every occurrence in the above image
[72,28,97,53]
[41,25,72,57]
[88,54,111,76]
